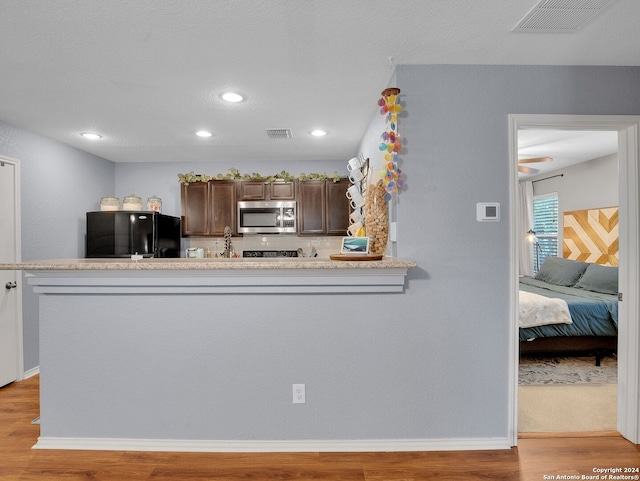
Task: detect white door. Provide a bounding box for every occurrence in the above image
[0,156,22,388]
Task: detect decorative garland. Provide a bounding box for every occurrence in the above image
[178,169,341,186]
[377,87,403,201]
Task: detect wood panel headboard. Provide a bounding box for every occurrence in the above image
[563,206,618,266]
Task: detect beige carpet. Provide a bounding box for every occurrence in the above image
[518,384,617,433]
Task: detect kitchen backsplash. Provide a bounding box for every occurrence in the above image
[184,235,343,258]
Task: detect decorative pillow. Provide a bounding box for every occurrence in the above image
[534,257,589,286]
[574,263,619,295]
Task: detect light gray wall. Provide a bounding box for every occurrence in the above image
[0,120,115,371]
[113,65,640,442]
[114,160,347,219]
[388,65,639,439]
[5,64,640,442]
[532,153,618,212]
[530,153,618,249]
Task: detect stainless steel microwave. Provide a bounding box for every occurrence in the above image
[237,201,297,234]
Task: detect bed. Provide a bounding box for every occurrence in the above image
[519,256,618,365]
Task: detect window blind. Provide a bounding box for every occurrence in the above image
[532,194,558,273]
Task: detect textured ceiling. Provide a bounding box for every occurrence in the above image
[0,0,638,164]
[518,130,618,178]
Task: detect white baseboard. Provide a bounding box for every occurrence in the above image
[33,436,512,452]
[23,366,39,379]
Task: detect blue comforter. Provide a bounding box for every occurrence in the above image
[519,277,618,341]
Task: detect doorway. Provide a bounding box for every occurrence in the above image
[0,155,23,387]
[508,115,640,446]
[518,135,618,433]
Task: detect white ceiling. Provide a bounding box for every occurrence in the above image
[0,0,638,164]
[517,129,619,178]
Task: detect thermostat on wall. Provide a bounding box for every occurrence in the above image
[477,202,500,222]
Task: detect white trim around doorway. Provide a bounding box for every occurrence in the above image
[0,154,24,382]
[508,115,640,446]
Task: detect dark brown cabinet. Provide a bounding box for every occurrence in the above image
[180,181,237,237]
[297,178,349,236]
[326,178,350,235]
[270,181,296,200]
[180,181,209,236]
[182,178,347,237]
[209,181,237,236]
[297,180,326,235]
[237,181,266,200]
[237,180,296,201]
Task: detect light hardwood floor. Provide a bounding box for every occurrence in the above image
[1,375,638,481]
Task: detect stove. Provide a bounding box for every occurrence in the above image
[242,249,299,258]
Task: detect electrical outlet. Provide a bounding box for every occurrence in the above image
[292,384,305,404]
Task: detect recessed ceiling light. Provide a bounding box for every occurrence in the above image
[196,130,212,137]
[80,132,102,140]
[311,129,327,137]
[221,92,243,103]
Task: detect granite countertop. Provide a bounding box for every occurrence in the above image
[0,257,417,271]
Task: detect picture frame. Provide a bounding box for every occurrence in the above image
[341,236,370,254]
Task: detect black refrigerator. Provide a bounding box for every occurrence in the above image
[86,211,181,258]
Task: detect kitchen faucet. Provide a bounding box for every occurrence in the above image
[222,226,232,258]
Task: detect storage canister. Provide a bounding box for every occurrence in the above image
[100,197,120,211]
[122,194,143,211]
[146,196,162,212]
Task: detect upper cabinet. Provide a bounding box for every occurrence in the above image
[297,178,349,236]
[237,181,266,200]
[209,181,237,236]
[181,180,237,237]
[180,181,209,236]
[181,178,348,237]
[270,181,296,200]
[297,180,326,235]
[325,178,350,235]
[237,180,296,201]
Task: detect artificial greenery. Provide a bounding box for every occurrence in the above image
[178,169,341,185]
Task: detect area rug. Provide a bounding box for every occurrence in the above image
[519,356,617,385]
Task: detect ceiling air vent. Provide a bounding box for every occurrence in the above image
[266,128,292,139]
[513,0,619,33]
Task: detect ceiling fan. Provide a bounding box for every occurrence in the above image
[518,156,553,175]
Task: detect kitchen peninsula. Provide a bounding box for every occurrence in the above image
[3,257,416,451]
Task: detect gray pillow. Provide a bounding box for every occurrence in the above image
[534,257,589,286]
[574,263,619,295]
